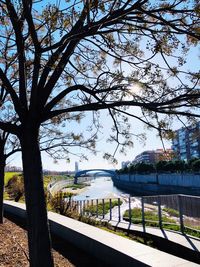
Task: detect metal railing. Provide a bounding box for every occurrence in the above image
[65,194,200,235]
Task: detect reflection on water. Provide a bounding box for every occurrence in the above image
[74,176,128,201]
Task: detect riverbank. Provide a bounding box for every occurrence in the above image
[62,185,89,195]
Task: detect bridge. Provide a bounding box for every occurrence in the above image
[74,169,116,184]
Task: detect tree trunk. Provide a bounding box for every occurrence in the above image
[20,125,54,267]
[0,142,5,224]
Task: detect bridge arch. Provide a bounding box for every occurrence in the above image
[74,169,116,183]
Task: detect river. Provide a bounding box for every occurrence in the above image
[74,176,142,222]
[74,176,128,201]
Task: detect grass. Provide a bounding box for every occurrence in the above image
[163,207,179,217]
[78,215,155,247]
[84,199,122,216]
[123,208,200,238]
[184,227,200,238]
[123,208,176,227]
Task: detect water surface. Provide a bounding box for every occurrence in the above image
[74,176,128,201]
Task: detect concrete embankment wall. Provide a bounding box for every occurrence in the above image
[113,173,200,195]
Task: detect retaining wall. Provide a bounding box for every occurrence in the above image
[113,173,200,195]
[117,173,200,187]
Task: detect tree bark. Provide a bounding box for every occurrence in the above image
[0,142,5,224]
[19,125,54,267]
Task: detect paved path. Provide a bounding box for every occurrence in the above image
[49,211,200,267]
[108,220,200,252]
[4,200,200,266]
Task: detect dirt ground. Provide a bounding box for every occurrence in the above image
[0,218,109,267]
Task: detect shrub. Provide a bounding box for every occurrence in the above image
[48,191,77,216]
[191,159,200,172]
[135,162,155,173]
[6,174,24,202]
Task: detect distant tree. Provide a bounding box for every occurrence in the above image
[118,165,129,174]
[128,164,137,173]
[156,161,168,173]
[163,161,176,172]
[191,159,200,172]
[188,157,199,170]
[0,1,199,266]
[156,160,186,173]
[173,160,186,173]
[135,162,155,173]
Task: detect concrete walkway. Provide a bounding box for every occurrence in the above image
[108,220,200,253]
[3,201,200,266]
[49,211,200,267]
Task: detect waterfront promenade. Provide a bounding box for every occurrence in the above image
[4,200,200,266]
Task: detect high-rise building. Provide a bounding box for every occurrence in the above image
[172,122,200,161]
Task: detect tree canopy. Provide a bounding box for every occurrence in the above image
[0,0,199,154]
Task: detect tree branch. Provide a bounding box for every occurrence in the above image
[0,68,23,119]
[6,0,28,109]
[0,122,18,135]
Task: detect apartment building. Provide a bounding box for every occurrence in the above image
[133,149,173,164]
[172,122,200,161]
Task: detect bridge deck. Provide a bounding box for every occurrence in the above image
[75,169,116,178]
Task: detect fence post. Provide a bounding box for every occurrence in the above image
[76,201,79,214]
[102,199,105,219]
[71,200,73,211]
[128,197,132,224]
[83,200,86,216]
[118,198,121,222]
[80,201,82,216]
[157,196,162,229]
[96,199,98,218]
[178,195,184,232]
[109,198,112,221]
[86,200,89,216]
[141,196,146,232]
